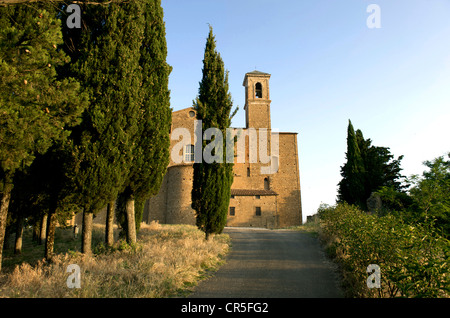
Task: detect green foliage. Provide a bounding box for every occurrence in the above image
[0,4,86,177]
[0,3,87,270]
[67,1,144,215]
[319,203,450,297]
[408,153,450,235]
[371,153,450,237]
[9,142,81,230]
[375,186,413,211]
[338,120,404,210]
[126,0,172,201]
[192,26,236,239]
[374,186,416,218]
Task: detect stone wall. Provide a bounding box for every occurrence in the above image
[270,133,302,227]
[227,193,278,228]
[144,164,196,225]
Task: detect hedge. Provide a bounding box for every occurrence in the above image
[318,203,450,298]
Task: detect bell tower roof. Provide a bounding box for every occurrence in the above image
[242,70,271,85]
[246,70,270,75]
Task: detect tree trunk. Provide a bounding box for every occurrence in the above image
[0,183,13,272]
[39,213,47,245]
[82,210,93,255]
[105,201,115,247]
[45,211,57,261]
[32,220,40,243]
[125,199,136,244]
[14,215,24,255]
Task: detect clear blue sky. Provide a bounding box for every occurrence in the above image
[161,0,450,222]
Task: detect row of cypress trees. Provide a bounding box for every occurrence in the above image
[0,0,172,271]
[0,1,236,271]
[0,2,87,271]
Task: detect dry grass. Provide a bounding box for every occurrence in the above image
[0,222,230,298]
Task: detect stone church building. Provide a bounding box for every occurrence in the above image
[142,71,302,228]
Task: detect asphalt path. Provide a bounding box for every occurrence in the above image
[189,227,344,298]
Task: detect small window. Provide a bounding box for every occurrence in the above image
[255,195,260,199]
[264,177,270,190]
[255,82,262,98]
[229,207,235,216]
[189,110,195,118]
[231,195,235,199]
[184,144,195,162]
[247,167,250,177]
[255,207,261,216]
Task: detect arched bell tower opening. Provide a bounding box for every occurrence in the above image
[255,82,262,98]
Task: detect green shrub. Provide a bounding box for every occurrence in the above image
[319,203,450,298]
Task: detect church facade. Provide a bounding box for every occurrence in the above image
[143,71,302,228]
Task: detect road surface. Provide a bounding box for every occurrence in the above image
[189,227,344,298]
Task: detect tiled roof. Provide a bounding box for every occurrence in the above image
[231,189,278,196]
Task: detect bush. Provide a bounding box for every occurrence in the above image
[319,203,450,298]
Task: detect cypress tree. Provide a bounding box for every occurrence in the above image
[0,3,86,270]
[338,120,404,210]
[337,120,366,208]
[116,0,172,244]
[192,26,236,240]
[66,1,145,254]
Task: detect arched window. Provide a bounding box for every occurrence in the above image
[184,144,195,162]
[264,177,270,190]
[255,82,262,98]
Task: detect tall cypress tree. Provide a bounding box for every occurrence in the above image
[0,3,87,270]
[117,0,172,244]
[67,1,145,254]
[192,26,236,240]
[337,120,366,208]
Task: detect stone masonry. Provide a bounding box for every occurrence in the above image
[143,70,302,228]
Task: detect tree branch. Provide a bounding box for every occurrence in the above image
[0,0,116,6]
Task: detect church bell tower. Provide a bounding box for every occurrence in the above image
[243,71,271,130]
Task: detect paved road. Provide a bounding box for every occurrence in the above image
[189,227,343,298]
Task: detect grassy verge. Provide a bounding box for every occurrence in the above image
[291,220,321,236]
[0,222,230,298]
